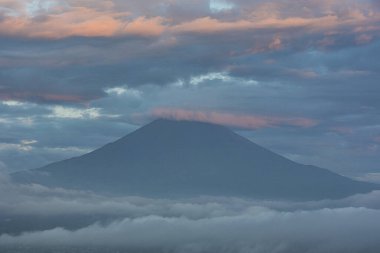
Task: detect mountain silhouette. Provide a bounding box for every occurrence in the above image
[12,119,379,200]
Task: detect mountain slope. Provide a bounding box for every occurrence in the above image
[12,119,379,200]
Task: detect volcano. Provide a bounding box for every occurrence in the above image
[12,119,379,200]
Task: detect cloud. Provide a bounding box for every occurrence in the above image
[356,173,380,184]
[48,106,102,119]
[0,91,95,104]
[104,86,142,97]
[171,15,348,34]
[0,2,165,39]
[122,16,166,37]
[1,179,380,252]
[1,0,378,39]
[2,169,380,216]
[1,170,380,252]
[1,207,380,253]
[20,139,37,145]
[0,0,379,103]
[209,0,235,13]
[151,108,318,129]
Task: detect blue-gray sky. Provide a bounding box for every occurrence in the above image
[0,0,380,180]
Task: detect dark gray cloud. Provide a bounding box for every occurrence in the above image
[0,0,379,102]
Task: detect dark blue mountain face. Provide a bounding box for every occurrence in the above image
[12,119,379,200]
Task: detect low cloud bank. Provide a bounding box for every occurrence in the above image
[1,207,380,253]
[1,171,380,252]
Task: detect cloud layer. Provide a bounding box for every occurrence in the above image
[2,207,380,253]
[1,0,378,39]
[1,0,379,102]
[1,172,380,253]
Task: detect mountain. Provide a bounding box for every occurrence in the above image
[12,119,379,200]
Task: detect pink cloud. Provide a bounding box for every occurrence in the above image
[329,127,354,135]
[171,17,252,33]
[356,34,373,44]
[0,0,378,40]
[317,37,336,47]
[122,17,165,37]
[0,0,377,59]
[0,6,165,39]
[151,108,318,129]
[268,35,282,50]
[170,11,376,35]
[374,136,380,143]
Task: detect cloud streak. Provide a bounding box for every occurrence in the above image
[151,108,318,129]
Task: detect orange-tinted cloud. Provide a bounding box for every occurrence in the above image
[122,17,165,37]
[170,14,374,34]
[0,6,165,39]
[0,0,378,40]
[152,108,318,129]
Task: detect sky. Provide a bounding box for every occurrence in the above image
[0,0,380,181]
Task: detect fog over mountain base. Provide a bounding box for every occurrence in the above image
[1,172,380,253]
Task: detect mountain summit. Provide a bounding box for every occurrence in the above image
[12,119,378,200]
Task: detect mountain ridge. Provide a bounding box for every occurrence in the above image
[12,118,379,200]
